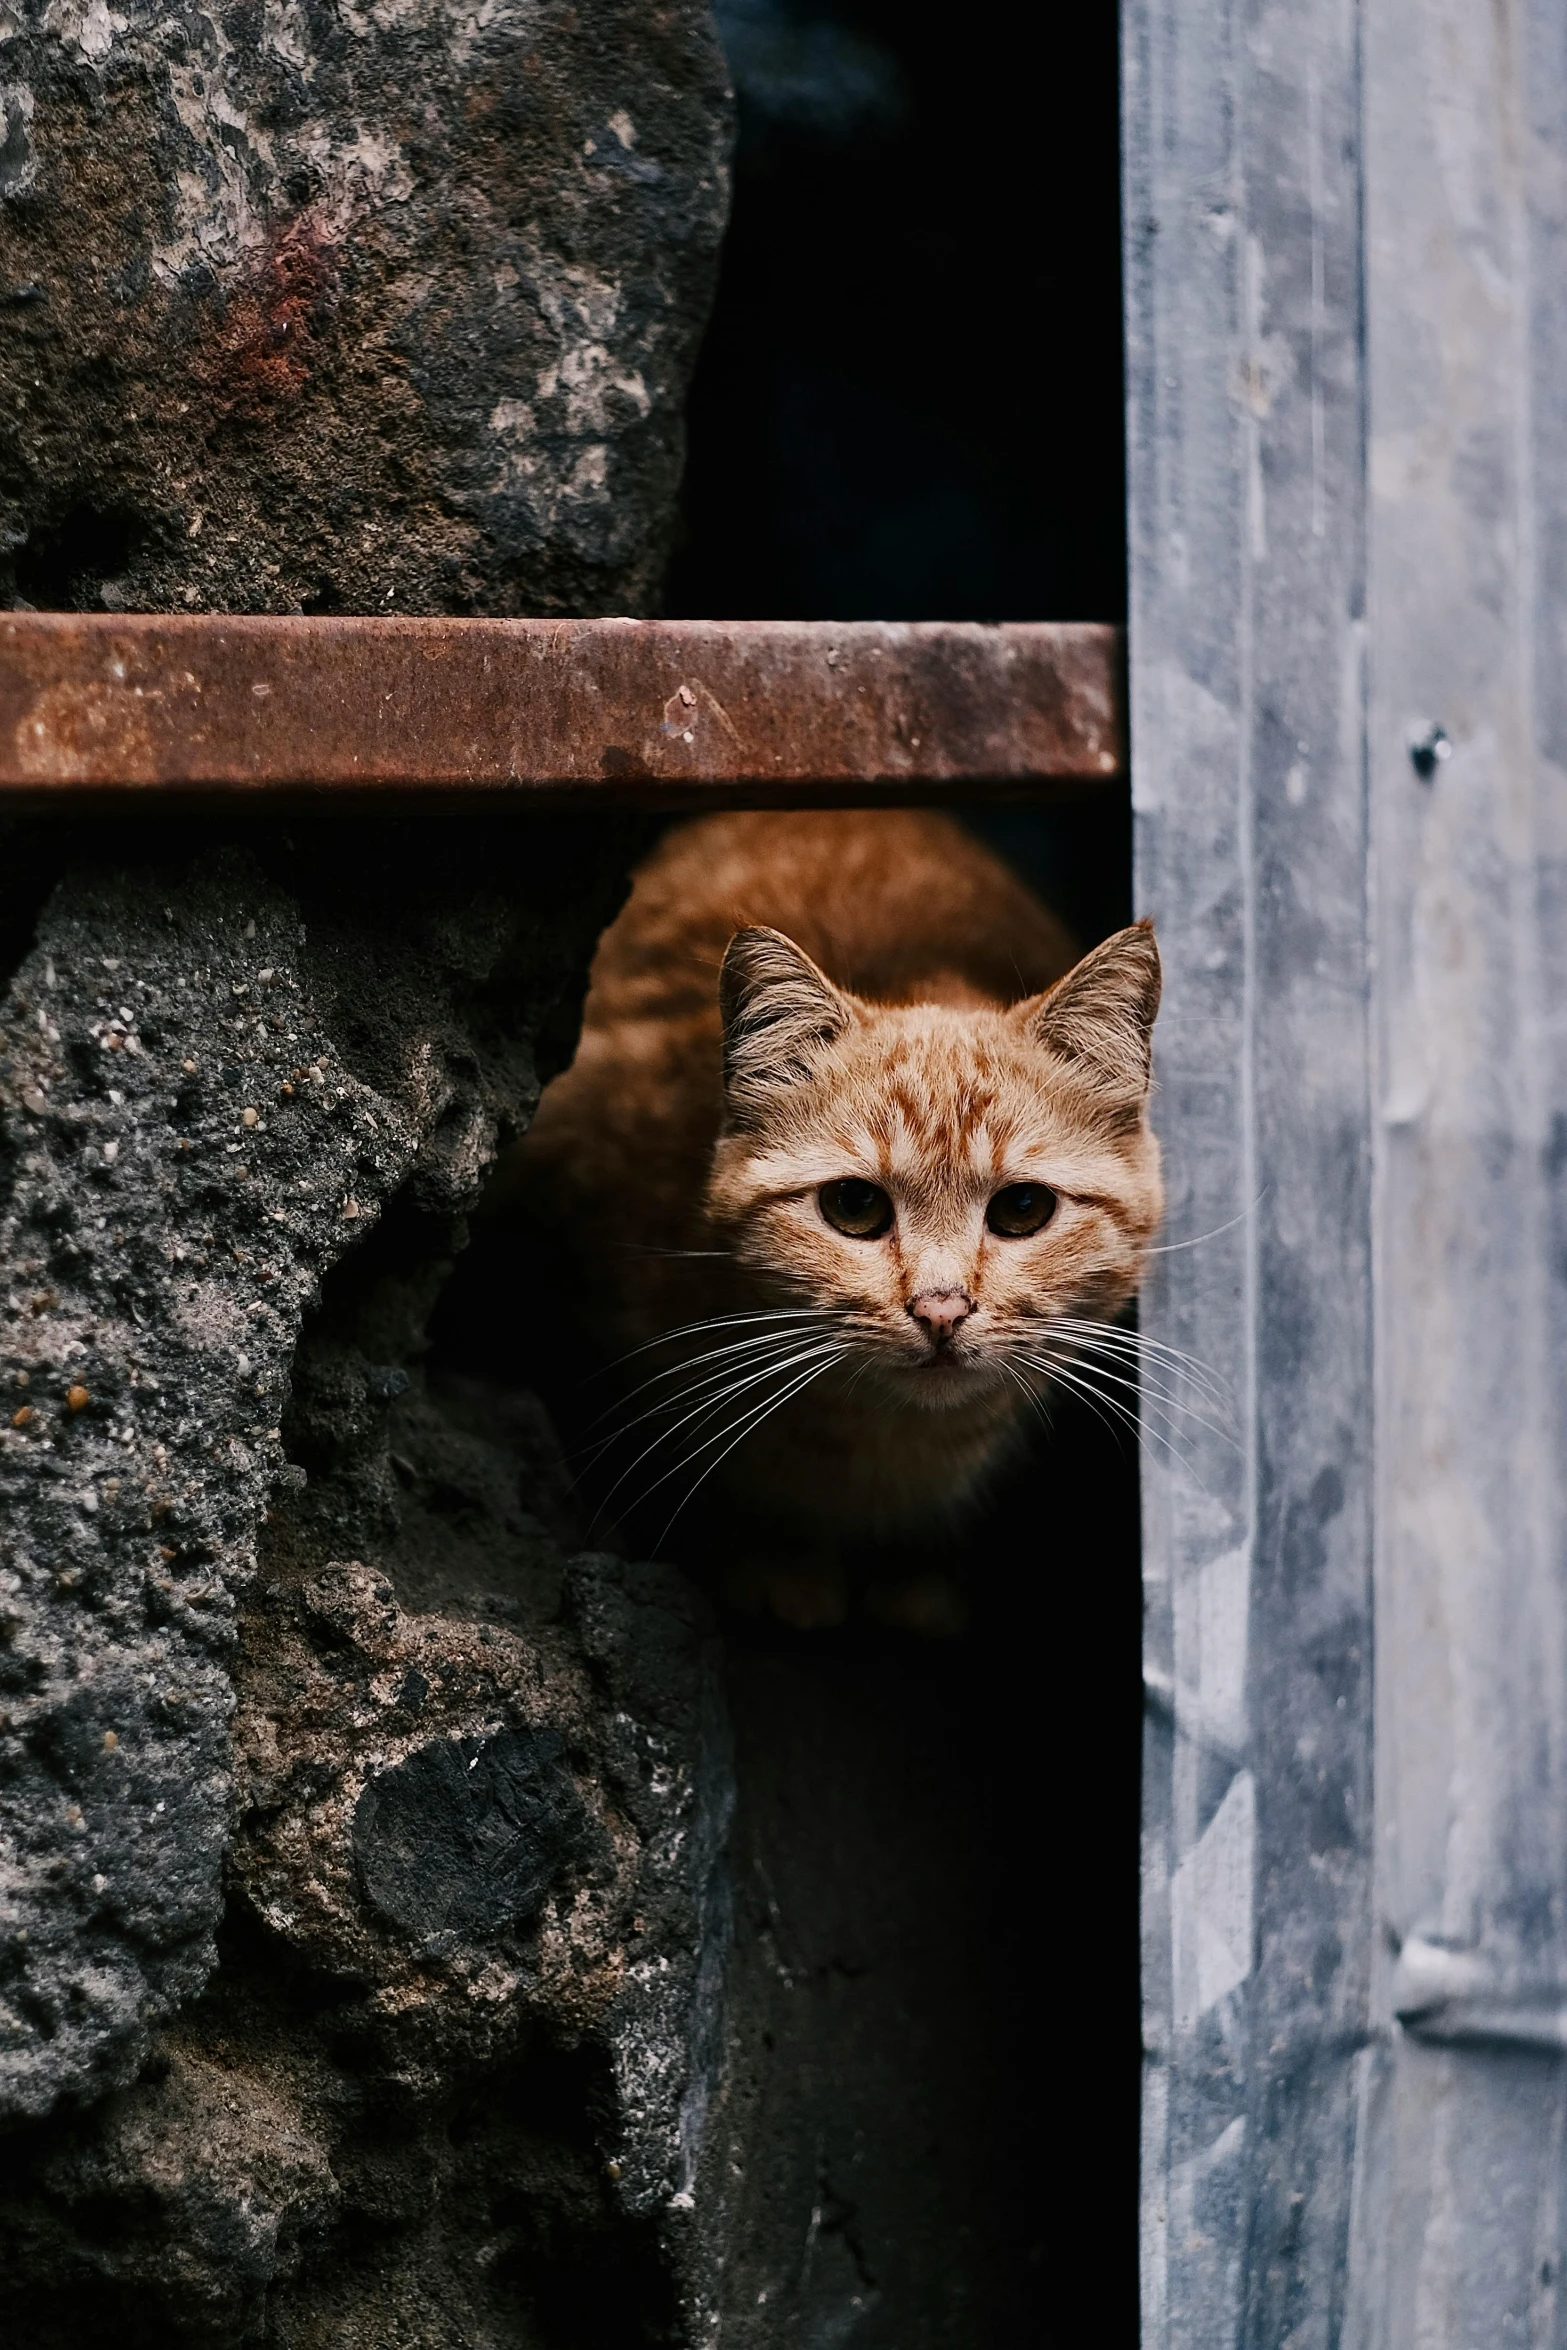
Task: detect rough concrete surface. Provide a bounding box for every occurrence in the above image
[0,0,732,617]
[0,821,733,2343]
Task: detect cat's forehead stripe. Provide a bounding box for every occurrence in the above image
[738,1001,1153,1206]
[872,1080,1003,1153]
[879,1114,1007,1203]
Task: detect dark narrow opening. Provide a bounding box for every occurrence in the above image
[660,5,1136,2336]
[664,0,1127,628]
[9,501,151,611]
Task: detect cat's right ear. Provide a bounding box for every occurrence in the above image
[1014,919,1163,1099]
[719,927,852,1122]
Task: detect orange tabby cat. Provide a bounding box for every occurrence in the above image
[502,809,1162,1623]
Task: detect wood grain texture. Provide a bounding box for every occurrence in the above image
[1126,0,1375,2340]
[1132,0,1567,2340]
[1349,4,1567,2341]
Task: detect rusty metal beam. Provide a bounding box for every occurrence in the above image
[0,615,1122,803]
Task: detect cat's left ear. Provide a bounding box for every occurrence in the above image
[1015,920,1162,1096]
[719,926,853,1122]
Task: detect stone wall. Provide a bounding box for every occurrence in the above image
[0,0,736,2334]
[0,822,734,2343]
[0,0,731,618]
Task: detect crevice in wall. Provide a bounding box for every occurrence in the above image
[430,798,1142,2342]
[0,821,64,997]
[8,500,155,612]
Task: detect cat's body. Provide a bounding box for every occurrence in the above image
[500,810,1162,1617]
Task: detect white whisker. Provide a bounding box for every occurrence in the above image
[611,1246,735,1260]
[588,1322,840,1427]
[1022,1353,1201,1476]
[573,1333,822,1467]
[1033,1334,1240,1438]
[616,1348,845,1531]
[1141,1196,1264,1257]
[1053,1326,1232,1406]
[1046,1316,1233,1408]
[596,1306,836,1378]
[591,1342,845,1525]
[1018,1353,1142,1456]
[1033,1336,1238,1450]
[581,1332,835,1460]
[653,1352,845,1548]
[1003,1360,1053,1431]
[1040,1336,1235,1435]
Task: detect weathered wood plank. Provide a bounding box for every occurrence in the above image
[0,616,1122,802]
[1126,0,1376,2341]
[1135,0,1567,2337]
[1347,3,1567,2341]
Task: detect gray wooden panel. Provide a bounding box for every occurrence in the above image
[1126,0,1375,2338]
[1347,2,1567,2341]
[1123,0,1252,2327]
[1132,0,1567,2339]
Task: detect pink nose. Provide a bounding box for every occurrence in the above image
[907,1289,973,1344]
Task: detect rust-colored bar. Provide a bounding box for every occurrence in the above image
[0,615,1123,802]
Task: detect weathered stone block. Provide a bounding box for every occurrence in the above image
[0,822,734,2340]
[353,1722,592,1942]
[0,6,737,2327]
[0,0,732,615]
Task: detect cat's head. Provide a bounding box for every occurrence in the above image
[705,922,1164,1409]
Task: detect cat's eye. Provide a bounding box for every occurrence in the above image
[818,1178,894,1239]
[986,1182,1057,1237]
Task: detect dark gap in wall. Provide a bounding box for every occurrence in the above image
[435,1059,1142,2346]
[10,501,152,611]
[665,0,1126,627]
[710,1407,1143,2343]
[651,5,1138,2339]
[0,819,64,995]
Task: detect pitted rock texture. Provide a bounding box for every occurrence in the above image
[245,1217,734,2240]
[0,1345,731,2344]
[236,1560,619,2011]
[0,819,628,2115]
[0,854,384,2117]
[229,1540,731,2225]
[0,0,732,616]
[0,818,735,2343]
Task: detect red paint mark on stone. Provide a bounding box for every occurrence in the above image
[205,218,338,413]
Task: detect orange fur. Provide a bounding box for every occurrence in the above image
[503,810,1163,1560]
